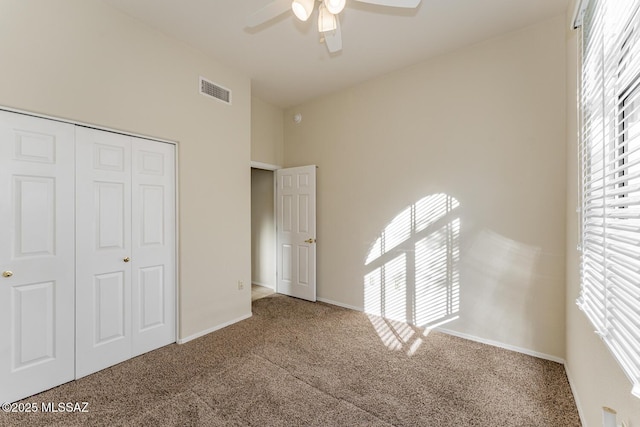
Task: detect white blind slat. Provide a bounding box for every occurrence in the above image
[579,0,640,398]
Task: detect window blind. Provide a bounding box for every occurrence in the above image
[577,0,640,398]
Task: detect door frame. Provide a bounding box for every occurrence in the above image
[0,105,181,348]
[250,161,280,295]
[250,162,318,301]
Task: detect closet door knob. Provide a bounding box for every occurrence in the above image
[2,271,13,278]
[123,257,130,263]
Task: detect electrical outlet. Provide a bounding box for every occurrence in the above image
[237,280,244,290]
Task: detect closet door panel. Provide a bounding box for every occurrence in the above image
[75,127,132,379]
[131,138,176,356]
[0,111,75,403]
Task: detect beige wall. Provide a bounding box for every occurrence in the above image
[284,16,568,358]
[0,0,252,339]
[251,168,276,289]
[251,96,284,166]
[249,96,282,292]
[249,95,282,293]
[564,5,640,426]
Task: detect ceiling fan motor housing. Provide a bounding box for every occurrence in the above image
[325,0,347,15]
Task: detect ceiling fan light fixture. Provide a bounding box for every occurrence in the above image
[291,0,315,21]
[324,0,346,15]
[318,4,337,32]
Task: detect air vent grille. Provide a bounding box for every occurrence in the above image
[199,77,231,105]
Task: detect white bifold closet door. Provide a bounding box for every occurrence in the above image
[75,127,175,379]
[0,112,76,404]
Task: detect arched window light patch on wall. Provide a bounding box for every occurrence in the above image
[364,194,460,354]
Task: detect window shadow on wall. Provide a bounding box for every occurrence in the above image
[364,194,460,354]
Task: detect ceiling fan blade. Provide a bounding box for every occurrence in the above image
[354,0,420,8]
[323,17,342,53]
[246,0,292,28]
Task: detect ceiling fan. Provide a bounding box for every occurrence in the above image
[246,0,421,53]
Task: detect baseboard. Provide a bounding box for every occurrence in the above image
[251,281,275,290]
[316,298,566,364]
[563,363,586,426]
[317,297,363,312]
[435,327,566,364]
[313,299,569,369]
[177,312,252,344]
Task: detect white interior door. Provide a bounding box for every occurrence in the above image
[75,127,133,378]
[131,137,176,356]
[0,111,75,402]
[276,165,316,301]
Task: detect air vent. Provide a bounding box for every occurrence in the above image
[199,77,231,105]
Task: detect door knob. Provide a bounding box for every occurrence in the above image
[304,238,316,244]
[2,271,13,278]
[123,257,130,263]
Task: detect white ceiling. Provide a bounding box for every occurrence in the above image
[102,0,570,108]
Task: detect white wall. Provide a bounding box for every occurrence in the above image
[564,4,640,425]
[284,16,568,359]
[251,96,284,167]
[251,168,276,289]
[0,0,252,339]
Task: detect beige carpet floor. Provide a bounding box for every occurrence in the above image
[0,294,580,426]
